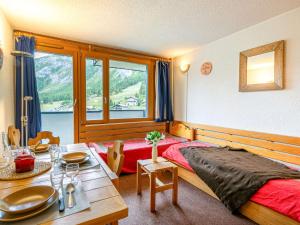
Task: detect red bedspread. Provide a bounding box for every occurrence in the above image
[88,136,186,173]
[162,142,300,223]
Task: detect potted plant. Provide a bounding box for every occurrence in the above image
[145,131,165,162]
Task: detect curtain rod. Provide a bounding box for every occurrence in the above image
[13,30,172,62]
[14,31,35,38]
[14,31,36,41]
[14,31,35,43]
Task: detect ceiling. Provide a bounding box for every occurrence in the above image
[1,0,300,58]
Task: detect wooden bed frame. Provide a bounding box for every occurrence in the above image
[169,121,300,225]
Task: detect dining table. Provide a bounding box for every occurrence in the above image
[0,143,128,225]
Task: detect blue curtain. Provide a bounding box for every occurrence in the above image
[155,61,173,122]
[15,36,41,141]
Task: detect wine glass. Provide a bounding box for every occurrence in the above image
[65,163,79,185]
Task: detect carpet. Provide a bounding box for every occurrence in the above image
[118,172,256,225]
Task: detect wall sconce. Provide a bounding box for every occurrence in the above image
[180,63,190,73]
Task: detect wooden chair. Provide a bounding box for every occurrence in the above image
[7,125,20,148]
[28,131,60,146]
[107,141,124,176]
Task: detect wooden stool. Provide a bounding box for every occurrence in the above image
[137,157,178,212]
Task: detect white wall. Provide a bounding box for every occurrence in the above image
[0,9,14,135]
[174,7,300,137]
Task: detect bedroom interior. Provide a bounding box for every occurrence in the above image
[0,1,300,225]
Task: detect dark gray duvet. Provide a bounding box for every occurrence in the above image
[180,146,300,213]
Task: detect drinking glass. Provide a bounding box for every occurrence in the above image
[50,171,64,191]
[0,150,10,169]
[1,132,9,151]
[1,145,13,168]
[50,144,58,150]
[30,151,39,170]
[49,145,59,163]
[65,163,79,184]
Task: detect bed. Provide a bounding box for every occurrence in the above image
[164,121,300,225]
[88,126,194,173]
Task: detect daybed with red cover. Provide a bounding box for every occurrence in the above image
[88,135,187,173]
[162,141,300,223]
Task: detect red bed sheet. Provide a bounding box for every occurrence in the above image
[162,142,300,223]
[88,136,186,173]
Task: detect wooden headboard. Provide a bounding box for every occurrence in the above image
[169,122,194,141]
[173,121,300,166]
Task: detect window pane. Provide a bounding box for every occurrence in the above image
[109,60,148,119]
[86,58,103,120]
[35,51,74,144]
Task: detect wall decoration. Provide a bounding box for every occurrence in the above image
[239,40,284,92]
[0,48,3,70]
[201,62,212,75]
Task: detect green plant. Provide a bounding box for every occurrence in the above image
[145,131,165,145]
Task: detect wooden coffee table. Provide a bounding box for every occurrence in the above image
[136,157,178,212]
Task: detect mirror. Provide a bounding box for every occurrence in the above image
[239,40,284,92]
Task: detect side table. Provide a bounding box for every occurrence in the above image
[137,157,178,212]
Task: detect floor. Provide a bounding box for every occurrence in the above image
[118,172,257,225]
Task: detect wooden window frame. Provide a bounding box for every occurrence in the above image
[81,52,155,124]
[107,55,155,123]
[15,31,170,143]
[34,45,80,143]
[80,51,108,125]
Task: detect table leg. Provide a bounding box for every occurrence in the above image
[111,221,118,225]
[150,172,156,212]
[137,162,142,195]
[172,167,178,205]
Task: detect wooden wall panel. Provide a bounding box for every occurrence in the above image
[80,121,166,143]
[188,123,300,146]
[196,130,300,155]
[171,121,300,166]
[197,135,300,166]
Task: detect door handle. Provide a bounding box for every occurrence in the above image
[73,99,77,107]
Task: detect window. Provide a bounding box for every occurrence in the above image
[82,53,154,124]
[35,51,74,144]
[16,31,160,143]
[109,60,148,119]
[85,58,103,120]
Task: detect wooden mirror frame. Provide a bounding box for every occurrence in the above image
[239,40,284,92]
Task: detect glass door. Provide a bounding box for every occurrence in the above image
[80,54,154,124]
[34,51,77,144]
[80,52,106,124]
[109,60,148,120]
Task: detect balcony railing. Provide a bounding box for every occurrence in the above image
[41,110,146,144]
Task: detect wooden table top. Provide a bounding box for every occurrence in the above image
[138,157,177,173]
[0,143,128,225]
